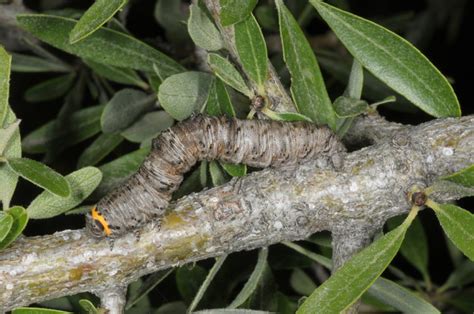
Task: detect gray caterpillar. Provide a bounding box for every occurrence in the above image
[86,114,344,238]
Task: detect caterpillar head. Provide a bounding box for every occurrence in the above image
[86,206,112,238]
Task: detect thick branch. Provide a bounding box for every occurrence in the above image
[0,115,472,311]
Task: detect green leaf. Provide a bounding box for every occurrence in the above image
[0,46,11,126]
[0,119,20,156]
[12,53,72,73]
[27,167,102,219]
[154,0,189,45]
[228,248,269,309]
[209,161,227,186]
[7,157,71,197]
[310,1,461,118]
[221,163,246,177]
[194,310,273,314]
[125,269,174,310]
[0,213,13,243]
[158,71,214,121]
[276,0,336,130]
[155,302,187,314]
[429,202,474,261]
[333,96,368,118]
[17,14,184,79]
[0,206,29,250]
[387,216,429,280]
[121,111,174,143]
[24,73,76,103]
[254,5,279,32]
[22,105,103,154]
[69,0,128,43]
[427,180,474,200]
[189,255,228,313]
[0,109,22,210]
[290,269,317,296]
[188,4,224,51]
[207,53,252,97]
[94,147,150,196]
[101,89,156,134]
[78,299,99,314]
[283,241,332,269]
[220,0,258,26]
[366,277,440,313]
[263,110,313,122]
[441,164,474,188]
[12,308,72,314]
[83,59,148,89]
[234,14,268,89]
[206,77,236,117]
[77,133,124,167]
[345,59,364,99]
[176,265,208,305]
[297,220,409,313]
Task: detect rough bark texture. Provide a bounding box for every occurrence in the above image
[1,114,472,312]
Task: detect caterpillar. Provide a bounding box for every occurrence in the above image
[85,114,344,239]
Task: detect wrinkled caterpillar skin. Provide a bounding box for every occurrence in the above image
[86,114,344,238]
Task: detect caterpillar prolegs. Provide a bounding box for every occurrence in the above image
[85,114,345,239]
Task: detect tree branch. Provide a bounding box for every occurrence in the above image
[0,115,472,311]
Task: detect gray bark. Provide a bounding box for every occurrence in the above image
[1,114,472,312]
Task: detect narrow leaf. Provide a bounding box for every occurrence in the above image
[0,119,20,155]
[84,59,148,89]
[441,164,474,188]
[154,0,189,45]
[18,14,184,79]
[69,0,128,43]
[310,1,461,118]
[77,133,124,167]
[188,4,224,51]
[78,299,99,314]
[430,202,474,261]
[263,110,313,122]
[27,167,102,219]
[276,0,336,130]
[0,109,22,210]
[346,58,364,99]
[283,241,332,269]
[297,221,409,313]
[8,158,70,197]
[121,111,174,143]
[220,0,258,26]
[228,248,268,309]
[158,71,214,120]
[24,73,76,103]
[189,255,228,313]
[125,269,174,310]
[0,47,12,125]
[333,96,368,118]
[290,269,317,296]
[0,206,29,250]
[207,53,252,97]
[12,53,72,73]
[388,216,429,280]
[0,214,13,243]
[101,89,156,134]
[22,105,103,154]
[209,161,227,186]
[234,14,268,88]
[367,277,440,313]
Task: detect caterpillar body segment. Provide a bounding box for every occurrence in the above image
[86,114,344,238]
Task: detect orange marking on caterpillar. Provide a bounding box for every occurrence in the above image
[91,206,111,236]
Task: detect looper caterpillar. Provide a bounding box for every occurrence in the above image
[85,114,344,239]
